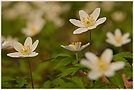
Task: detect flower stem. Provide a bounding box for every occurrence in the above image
[75,52,79,60]
[89,30,91,51]
[27,58,34,89]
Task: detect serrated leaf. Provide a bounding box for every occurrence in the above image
[123,67,132,78]
[107,71,124,88]
[71,77,85,88]
[60,67,79,77]
[113,55,131,67]
[15,77,27,87]
[43,80,51,88]
[54,57,74,69]
[52,78,65,86]
[115,52,132,58]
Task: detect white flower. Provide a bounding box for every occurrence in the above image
[7,37,39,58]
[61,42,90,52]
[2,36,18,49]
[21,18,45,37]
[80,48,125,80]
[69,8,106,34]
[106,28,131,47]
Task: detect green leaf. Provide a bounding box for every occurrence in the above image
[54,56,74,69]
[90,79,111,88]
[43,80,51,88]
[52,78,65,86]
[107,71,124,88]
[113,55,131,67]
[60,67,79,77]
[115,52,132,58]
[15,77,27,87]
[71,77,85,88]
[123,67,132,78]
[59,82,79,88]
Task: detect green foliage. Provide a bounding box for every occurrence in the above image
[113,52,132,67]
[107,71,124,88]
[123,67,132,78]
[89,79,112,88]
[43,80,51,88]
[60,67,80,77]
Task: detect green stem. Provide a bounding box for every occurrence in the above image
[89,30,91,51]
[27,58,34,89]
[75,52,79,60]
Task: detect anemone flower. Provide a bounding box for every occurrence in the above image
[80,48,125,80]
[69,8,106,34]
[7,37,39,58]
[106,28,131,47]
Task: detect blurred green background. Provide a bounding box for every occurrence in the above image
[1,1,132,88]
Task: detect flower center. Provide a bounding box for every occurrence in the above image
[30,26,37,33]
[81,15,95,27]
[96,58,109,72]
[19,45,31,55]
[115,37,122,43]
[69,42,81,50]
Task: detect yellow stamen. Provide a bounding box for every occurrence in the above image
[115,37,122,43]
[96,58,109,72]
[81,15,95,27]
[30,26,37,33]
[19,45,31,55]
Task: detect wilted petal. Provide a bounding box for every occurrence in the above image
[73,27,89,34]
[61,45,75,51]
[95,17,106,26]
[28,52,38,57]
[69,19,84,27]
[100,48,113,63]
[91,8,100,21]
[88,71,102,80]
[79,43,90,51]
[109,61,125,71]
[13,41,23,52]
[31,40,39,52]
[79,10,89,20]
[7,52,20,58]
[24,37,32,46]
[85,52,98,63]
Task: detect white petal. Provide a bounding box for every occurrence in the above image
[69,19,84,27]
[106,32,116,45]
[109,61,125,71]
[88,71,102,80]
[100,48,113,63]
[80,59,95,70]
[28,52,38,57]
[61,45,75,51]
[79,43,90,51]
[7,52,20,58]
[13,41,23,52]
[95,17,106,26]
[91,8,100,21]
[79,10,89,20]
[24,37,32,46]
[85,52,98,63]
[73,27,89,34]
[31,40,39,52]
[104,69,115,77]
[122,39,131,44]
[75,42,81,51]
[115,28,122,38]
[87,25,96,30]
